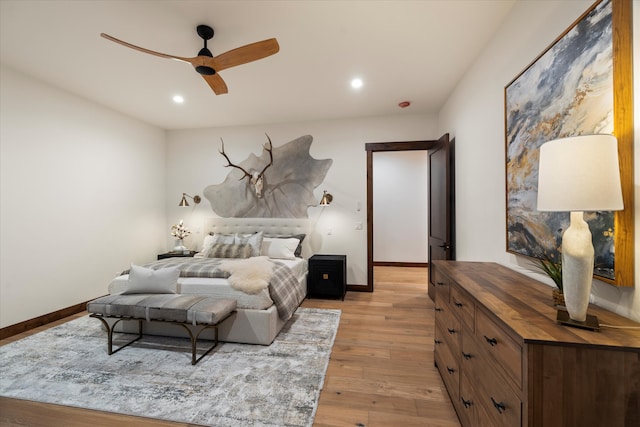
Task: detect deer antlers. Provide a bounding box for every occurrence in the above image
[219,134,274,198]
[258,135,274,177]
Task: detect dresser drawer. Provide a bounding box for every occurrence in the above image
[460,372,503,427]
[458,372,477,426]
[435,301,462,355]
[476,308,523,388]
[433,268,451,304]
[435,325,460,404]
[474,361,522,427]
[462,331,522,427]
[450,285,475,332]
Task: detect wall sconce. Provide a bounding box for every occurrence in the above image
[537,134,623,330]
[319,190,333,206]
[179,193,201,207]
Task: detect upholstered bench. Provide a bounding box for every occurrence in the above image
[87,294,237,365]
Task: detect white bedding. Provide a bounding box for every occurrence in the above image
[108,257,308,311]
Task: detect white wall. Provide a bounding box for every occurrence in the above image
[0,66,167,327]
[438,0,640,321]
[373,151,429,263]
[165,115,438,286]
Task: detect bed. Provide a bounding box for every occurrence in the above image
[109,218,312,345]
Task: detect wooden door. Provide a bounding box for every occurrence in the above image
[428,134,455,300]
[365,135,453,293]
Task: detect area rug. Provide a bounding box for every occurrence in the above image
[0,307,340,427]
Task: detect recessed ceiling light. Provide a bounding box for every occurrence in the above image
[350,78,363,89]
[172,95,184,104]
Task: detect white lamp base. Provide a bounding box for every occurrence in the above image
[561,211,594,322]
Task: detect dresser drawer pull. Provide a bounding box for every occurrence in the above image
[483,335,498,346]
[490,397,506,414]
[454,301,463,308]
[437,281,446,286]
[434,339,442,345]
[435,307,443,312]
[446,366,456,374]
[447,328,456,335]
[461,396,473,408]
[462,352,473,360]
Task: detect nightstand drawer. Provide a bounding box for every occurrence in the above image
[308,255,346,299]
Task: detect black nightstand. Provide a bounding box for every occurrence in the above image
[157,251,197,260]
[307,254,347,300]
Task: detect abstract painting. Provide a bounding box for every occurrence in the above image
[505,0,617,279]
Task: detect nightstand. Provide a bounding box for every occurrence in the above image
[157,251,197,260]
[307,254,347,300]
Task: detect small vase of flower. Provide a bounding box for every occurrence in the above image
[171,220,191,252]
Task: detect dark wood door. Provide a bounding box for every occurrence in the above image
[365,135,453,293]
[428,134,454,300]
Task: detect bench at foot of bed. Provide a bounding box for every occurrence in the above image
[86,294,237,365]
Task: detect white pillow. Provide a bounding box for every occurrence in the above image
[194,233,235,257]
[235,232,264,257]
[260,237,300,260]
[122,264,179,294]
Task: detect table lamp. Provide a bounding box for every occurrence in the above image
[537,134,623,328]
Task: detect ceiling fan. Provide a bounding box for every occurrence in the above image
[101,25,279,95]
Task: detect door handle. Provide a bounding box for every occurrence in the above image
[439,243,451,250]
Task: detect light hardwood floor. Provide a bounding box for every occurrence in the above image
[0,266,460,427]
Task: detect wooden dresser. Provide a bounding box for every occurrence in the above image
[432,261,640,427]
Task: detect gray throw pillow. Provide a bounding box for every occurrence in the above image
[122,264,179,294]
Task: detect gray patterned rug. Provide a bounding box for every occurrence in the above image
[0,307,340,427]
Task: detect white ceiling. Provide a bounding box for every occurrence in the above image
[0,0,515,130]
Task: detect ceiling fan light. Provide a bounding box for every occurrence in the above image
[196,65,216,75]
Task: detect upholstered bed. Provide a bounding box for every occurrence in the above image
[110,218,311,345]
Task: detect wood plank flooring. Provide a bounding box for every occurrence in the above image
[0,266,460,427]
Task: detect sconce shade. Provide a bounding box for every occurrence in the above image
[537,135,623,212]
[179,193,201,207]
[319,191,333,206]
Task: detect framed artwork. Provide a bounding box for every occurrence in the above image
[504,0,634,286]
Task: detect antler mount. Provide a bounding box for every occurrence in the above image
[219,135,274,198]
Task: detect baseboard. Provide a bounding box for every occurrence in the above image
[0,300,94,341]
[374,261,429,268]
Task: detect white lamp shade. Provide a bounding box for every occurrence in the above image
[537,134,623,212]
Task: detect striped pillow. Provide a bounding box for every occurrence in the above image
[206,243,252,259]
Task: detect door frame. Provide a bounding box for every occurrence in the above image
[364,140,442,292]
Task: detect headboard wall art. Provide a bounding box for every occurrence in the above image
[204,134,332,218]
[203,217,316,259]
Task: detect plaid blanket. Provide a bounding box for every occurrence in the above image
[121,258,305,320]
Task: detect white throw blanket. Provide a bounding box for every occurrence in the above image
[218,256,275,294]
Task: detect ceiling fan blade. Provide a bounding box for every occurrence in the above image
[101,33,196,65]
[212,38,279,72]
[202,73,228,95]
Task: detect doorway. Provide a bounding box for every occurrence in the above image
[364,135,454,293]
